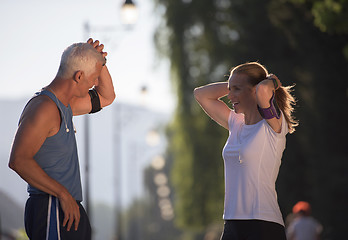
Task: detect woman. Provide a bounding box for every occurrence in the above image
[194,62,298,240]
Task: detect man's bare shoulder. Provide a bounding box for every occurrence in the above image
[20,95,60,128]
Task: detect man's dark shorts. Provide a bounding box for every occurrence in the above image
[25,194,91,240]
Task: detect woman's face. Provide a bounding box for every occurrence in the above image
[227,73,257,114]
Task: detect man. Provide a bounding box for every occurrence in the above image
[8,38,115,239]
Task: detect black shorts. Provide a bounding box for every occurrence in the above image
[220,219,286,240]
[24,194,91,240]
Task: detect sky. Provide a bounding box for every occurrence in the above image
[0,2,177,239]
[0,0,175,113]
[0,0,175,210]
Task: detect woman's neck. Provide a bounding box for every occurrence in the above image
[243,106,263,125]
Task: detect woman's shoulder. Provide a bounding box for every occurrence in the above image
[228,110,244,129]
[261,111,288,138]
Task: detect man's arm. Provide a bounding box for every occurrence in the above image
[8,97,81,231]
[72,39,116,116]
[95,65,116,108]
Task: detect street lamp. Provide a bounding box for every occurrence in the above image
[121,0,138,26]
[82,1,138,239]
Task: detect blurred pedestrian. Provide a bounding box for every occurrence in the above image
[9,38,115,240]
[194,62,298,240]
[286,201,323,240]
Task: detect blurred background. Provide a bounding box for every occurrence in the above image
[1,0,347,239]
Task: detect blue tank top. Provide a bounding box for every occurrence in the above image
[26,89,83,201]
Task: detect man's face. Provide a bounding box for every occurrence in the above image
[80,62,103,96]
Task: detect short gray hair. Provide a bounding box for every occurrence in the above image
[56,43,105,79]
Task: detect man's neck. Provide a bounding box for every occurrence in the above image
[46,78,74,107]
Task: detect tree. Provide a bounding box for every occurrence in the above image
[154,0,348,238]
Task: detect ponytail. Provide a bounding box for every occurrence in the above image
[275,85,298,133]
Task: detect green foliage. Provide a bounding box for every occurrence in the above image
[154,0,348,238]
[295,0,348,34]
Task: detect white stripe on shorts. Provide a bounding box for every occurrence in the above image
[46,195,61,240]
[46,195,52,240]
[56,197,61,240]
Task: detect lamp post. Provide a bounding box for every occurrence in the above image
[82,1,138,239]
[84,22,91,218]
[114,86,146,240]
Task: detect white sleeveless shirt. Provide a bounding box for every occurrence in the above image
[222,110,288,226]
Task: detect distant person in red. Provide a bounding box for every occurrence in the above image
[286,201,323,240]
